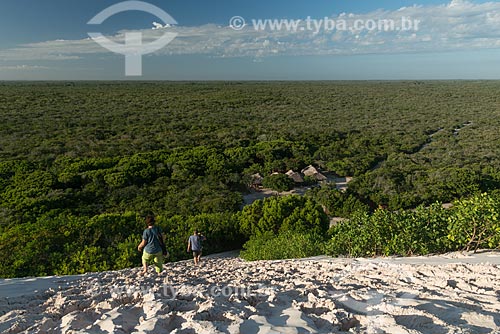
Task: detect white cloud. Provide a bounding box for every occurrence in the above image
[1,0,500,61]
[0,65,50,71]
[152,22,164,30]
[152,22,172,30]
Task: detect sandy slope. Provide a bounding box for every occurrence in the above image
[1,252,500,333]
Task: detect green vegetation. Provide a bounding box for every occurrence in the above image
[1,81,500,277]
[239,195,329,238]
[262,174,295,192]
[240,231,326,261]
[326,193,500,257]
[239,195,329,261]
[326,203,450,257]
[446,193,500,252]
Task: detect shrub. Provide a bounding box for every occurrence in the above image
[113,235,143,269]
[447,193,500,251]
[308,185,370,217]
[325,211,377,257]
[262,174,294,192]
[240,230,325,261]
[326,202,451,257]
[239,195,329,238]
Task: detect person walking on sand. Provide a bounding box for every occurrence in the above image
[187,230,206,265]
[137,215,165,274]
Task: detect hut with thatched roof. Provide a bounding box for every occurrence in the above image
[301,165,327,181]
[250,173,264,188]
[285,170,304,183]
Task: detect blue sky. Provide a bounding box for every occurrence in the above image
[1,0,500,80]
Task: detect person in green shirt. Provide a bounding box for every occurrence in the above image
[137,215,165,274]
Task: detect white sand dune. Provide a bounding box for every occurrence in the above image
[1,251,500,333]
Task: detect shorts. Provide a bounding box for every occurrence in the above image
[192,250,202,257]
[142,251,164,273]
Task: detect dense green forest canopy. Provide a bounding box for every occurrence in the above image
[1,81,499,162]
[1,81,500,277]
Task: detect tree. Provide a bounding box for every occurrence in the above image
[239,195,328,238]
[447,193,500,252]
[262,174,294,192]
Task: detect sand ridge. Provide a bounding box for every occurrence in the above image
[1,253,500,333]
